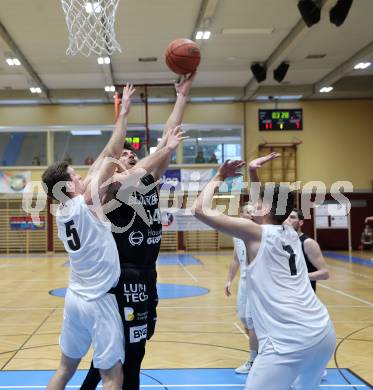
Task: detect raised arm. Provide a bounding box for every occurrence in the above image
[83,85,135,204]
[365,216,373,224]
[193,160,261,242]
[111,126,188,186]
[151,73,196,180]
[304,238,330,281]
[224,247,240,297]
[84,84,135,185]
[157,72,196,150]
[248,152,280,183]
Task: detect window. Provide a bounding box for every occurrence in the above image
[181,126,242,164]
[53,129,148,165]
[0,132,47,166]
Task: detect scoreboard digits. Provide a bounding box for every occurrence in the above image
[259,109,303,131]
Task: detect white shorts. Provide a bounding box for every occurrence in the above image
[60,288,124,370]
[245,322,336,390]
[237,277,253,329]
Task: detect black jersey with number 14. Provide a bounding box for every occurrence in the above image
[107,174,162,268]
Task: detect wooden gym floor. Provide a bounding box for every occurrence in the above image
[0,250,373,388]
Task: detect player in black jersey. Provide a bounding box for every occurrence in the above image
[286,209,330,291]
[80,73,195,390]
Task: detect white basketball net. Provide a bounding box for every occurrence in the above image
[60,0,122,56]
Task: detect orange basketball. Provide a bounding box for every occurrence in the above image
[165,39,201,75]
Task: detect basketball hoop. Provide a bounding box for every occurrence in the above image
[60,0,122,56]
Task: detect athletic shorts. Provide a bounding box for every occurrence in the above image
[245,321,336,390]
[237,277,253,329]
[60,288,124,370]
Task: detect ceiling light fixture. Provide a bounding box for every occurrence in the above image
[104,86,115,92]
[354,62,371,70]
[6,58,21,66]
[97,57,110,65]
[203,31,211,39]
[71,130,102,136]
[195,30,211,40]
[319,86,333,93]
[30,87,42,94]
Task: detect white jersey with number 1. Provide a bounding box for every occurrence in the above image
[246,224,331,354]
[56,195,120,301]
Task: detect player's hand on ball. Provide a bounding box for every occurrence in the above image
[120,83,136,116]
[248,152,280,171]
[218,160,246,180]
[166,126,189,150]
[175,71,197,97]
[224,281,232,297]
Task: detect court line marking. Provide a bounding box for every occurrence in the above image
[233,321,249,340]
[0,385,366,388]
[0,304,372,312]
[318,284,373,307]
[0,383,368,389]
[177,260,198,282]
[328,264,373,280]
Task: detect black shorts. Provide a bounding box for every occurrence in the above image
[112,265,158,344]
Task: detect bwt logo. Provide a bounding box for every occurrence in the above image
[129,324,147,343]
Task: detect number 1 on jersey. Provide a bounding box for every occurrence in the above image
[283,245,297,275]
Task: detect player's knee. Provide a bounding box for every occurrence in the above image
[57,355,80,381]
[56,365,75,382]
[101,361,123,389]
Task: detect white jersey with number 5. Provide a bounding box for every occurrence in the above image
[246,224,330,354]
[57,195,120,301]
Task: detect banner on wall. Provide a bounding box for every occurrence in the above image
[180,169,215,191]
[166,168,243,192]
[161,209,213,231]
[160,169,181,190]
[0,171,31,193]
[9,216,45,230]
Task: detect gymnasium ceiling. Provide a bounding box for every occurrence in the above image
[0,0,372,104]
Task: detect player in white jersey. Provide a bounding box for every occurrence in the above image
[225,203,258,374]
[41,84,137,390]
[42,84,188,390]
[194,160,336,390]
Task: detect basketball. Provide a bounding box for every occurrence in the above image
[165,38,201,75]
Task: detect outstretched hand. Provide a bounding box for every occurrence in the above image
[224,281,232,297]
[175,72,196,97]
[119,83,136,116]
[218,160,246,180]
[248,152,280,171]
[166,126,189,150]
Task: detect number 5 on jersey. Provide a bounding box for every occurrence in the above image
[65,220,81,251]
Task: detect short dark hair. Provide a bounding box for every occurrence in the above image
[42,161,71,200]
[259,184,295,224]
[123,141,136,153]
[292,208,304,221]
